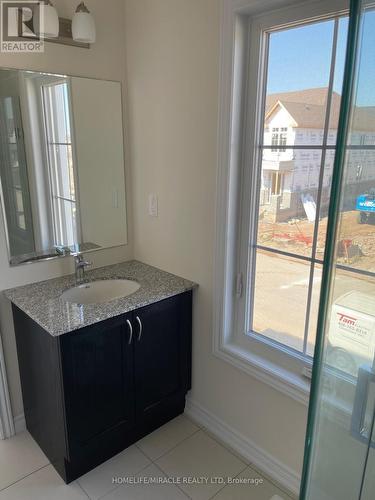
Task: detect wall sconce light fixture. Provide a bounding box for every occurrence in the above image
[19,1,96,49]
[72,2,96,44]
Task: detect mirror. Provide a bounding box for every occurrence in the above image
[0,68,127,266]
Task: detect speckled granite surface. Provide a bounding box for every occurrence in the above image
[4,260,196,337]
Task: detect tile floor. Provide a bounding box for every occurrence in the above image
[0,414,294,500]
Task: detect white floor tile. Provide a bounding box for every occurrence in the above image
[77,445,150,500]
[213,466,292,500]
[102,463,188,500]
[0,432,49,491]
[0,465,87,500]
[156,430,247,500]
[0,425,294,500]
[137,415,199,460]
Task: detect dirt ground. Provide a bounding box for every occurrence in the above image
[257,210,375,272]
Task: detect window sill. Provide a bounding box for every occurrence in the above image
[214,340,311,406]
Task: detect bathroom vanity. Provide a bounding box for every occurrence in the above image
[5,261,195,483]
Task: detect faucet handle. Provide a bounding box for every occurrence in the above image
[74,253,83,262]
[80,259,93,268]
[74,254,92,267]
[73,253,92,285]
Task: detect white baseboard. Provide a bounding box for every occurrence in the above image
[14,413,26,434]
[185,397,300,497]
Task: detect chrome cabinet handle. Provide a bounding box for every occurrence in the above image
[126,319,133,345]
[136,316,142,341]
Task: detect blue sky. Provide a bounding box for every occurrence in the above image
[266,13,375,107]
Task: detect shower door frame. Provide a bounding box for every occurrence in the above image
[300,0,371,497]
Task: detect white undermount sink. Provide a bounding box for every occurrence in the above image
[61,279,140,305]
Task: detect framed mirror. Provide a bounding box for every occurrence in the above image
[0,68,127,266]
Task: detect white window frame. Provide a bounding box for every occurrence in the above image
[213,0,348,405]
[41,80,80,248]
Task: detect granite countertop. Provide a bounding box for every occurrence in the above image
[4,260,196,337]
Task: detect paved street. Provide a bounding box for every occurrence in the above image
[253,250,375,355]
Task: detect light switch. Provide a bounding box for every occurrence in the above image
[148,193,158,217]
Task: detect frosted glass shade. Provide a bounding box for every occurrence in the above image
[35,4,59,38]
[72,12,96,43]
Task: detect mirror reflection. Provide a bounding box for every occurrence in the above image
[0,68,127,265]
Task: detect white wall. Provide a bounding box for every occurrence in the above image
[125,0,308,478]
[0,0,133,419]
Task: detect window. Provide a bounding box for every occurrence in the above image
[271,127,287,152]
[214,0,354,401]
[3,97,26,230]
[5,98,26,230]
[251,14,350,359]
[42,81,79,248]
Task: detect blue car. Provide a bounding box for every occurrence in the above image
[356,190,375,223]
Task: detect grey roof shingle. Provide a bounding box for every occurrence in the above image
[265,87,375,131]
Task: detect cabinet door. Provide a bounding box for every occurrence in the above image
[134,294,188,421]
[60,315,135,454]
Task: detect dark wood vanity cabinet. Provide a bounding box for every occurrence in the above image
[60,313,136,479]
[134,296,192,427]
[13,291,192,483]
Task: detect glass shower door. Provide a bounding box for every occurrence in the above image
[301,0,375,498]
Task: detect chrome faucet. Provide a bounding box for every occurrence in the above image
[74,254,93,284]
